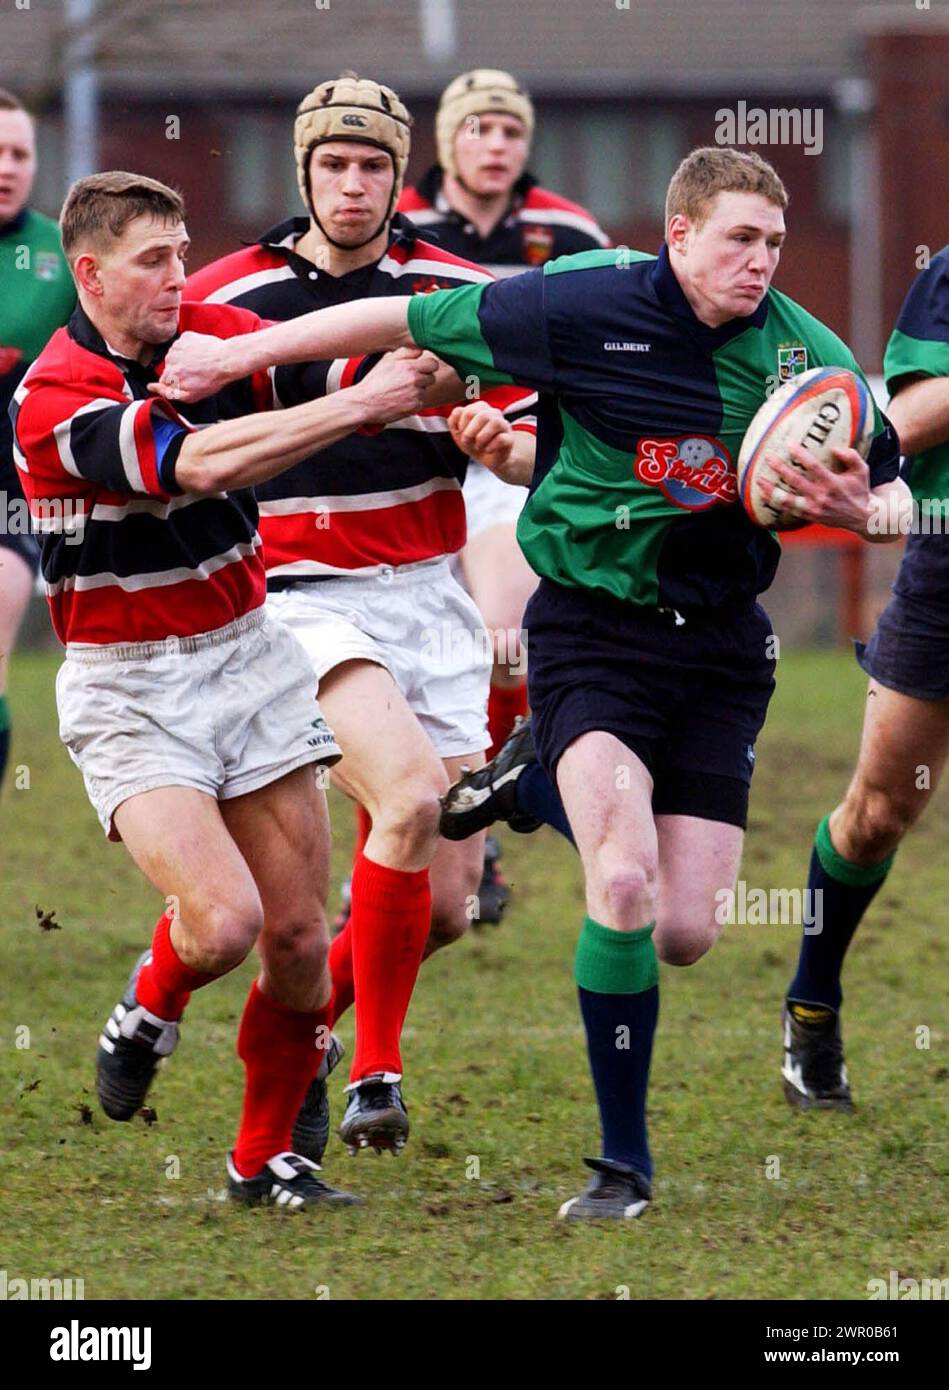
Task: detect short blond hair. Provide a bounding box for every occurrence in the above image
[665,147,788,231]
[60,171,184,264]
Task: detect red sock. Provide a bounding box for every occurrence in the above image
[328,922,355,1025]
[232,981,333,1177]
[349,853,431,1082]
[487,681,528,760]
[354,803,372,861]
[135,910,219,1021]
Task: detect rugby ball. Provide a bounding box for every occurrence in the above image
[737,367,874,530]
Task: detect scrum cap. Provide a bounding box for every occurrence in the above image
[436,69,534,176]
[294,73,412,220]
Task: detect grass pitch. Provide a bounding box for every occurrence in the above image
[1,648,946,1300]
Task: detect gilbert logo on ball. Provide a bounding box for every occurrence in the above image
[737,366,873,531]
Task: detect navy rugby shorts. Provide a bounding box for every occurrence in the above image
[524,579,777,829]
[0,450,40,572]
[857,531,949,702]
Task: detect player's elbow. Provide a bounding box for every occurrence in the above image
[174,444,231,496]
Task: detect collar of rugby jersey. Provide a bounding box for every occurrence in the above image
[250,212,427,290]
[0,205,29,240]
[415,164,538,234]
[649,241,770,349]
[67,303,175,385]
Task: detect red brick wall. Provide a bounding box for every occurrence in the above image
[870,29,949,346]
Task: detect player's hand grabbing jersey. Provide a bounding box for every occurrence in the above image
[399,169,609,277]
[184,214,537,583]
[10,302,313,645]
[408,246,901,612]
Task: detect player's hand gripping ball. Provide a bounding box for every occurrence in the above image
[737,367,874,531]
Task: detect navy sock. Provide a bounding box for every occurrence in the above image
[576,918,659,1182]
[788,815,894,1010]
[0,695,9,791]
[515,761,575,844]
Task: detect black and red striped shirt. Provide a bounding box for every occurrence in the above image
[11,302,279,645]
[399,168,610,278]
[185,214,537,583]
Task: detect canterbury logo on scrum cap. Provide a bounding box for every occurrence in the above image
[341,113,368,127]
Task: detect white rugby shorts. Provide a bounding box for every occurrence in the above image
[266,556,491,760]
[57,606,340,839]
[463,460,529,541]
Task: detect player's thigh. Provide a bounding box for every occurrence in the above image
[0,546,36,692]
[319,658,449,813]
[556,731,658,928]
[460,523,537,639]
[654,814,745,965]
[836,679,949,855]
[113,785,263,959]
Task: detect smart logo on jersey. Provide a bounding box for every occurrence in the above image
[521,225,554,266]
[633,435,738,510]
[777,343,808,381]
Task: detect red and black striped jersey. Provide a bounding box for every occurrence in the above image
[11,302,278,646]
[184,214,538,583]
[399,168,610,278]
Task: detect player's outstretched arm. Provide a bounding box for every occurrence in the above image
[154,298,416,404]
[174,351,436,494]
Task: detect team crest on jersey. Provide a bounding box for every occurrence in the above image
[633,435,737,510]
[521,224,554,266]
[777,343,808,382]
[35,252,61,282]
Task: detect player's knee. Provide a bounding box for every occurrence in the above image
[264,912,330,976]
[593,851,658,928]
[191,899,264,973]
[374,778,446,859]
[428,848,483,947]
[427,903,468,950]
[842,788,917,863]
[655,919,717,968]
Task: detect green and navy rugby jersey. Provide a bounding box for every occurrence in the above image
[407,245,900,610]
[883,245,949,512]
[1,207,75,464]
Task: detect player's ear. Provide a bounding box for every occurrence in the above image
[73,251,103,298]
[666,213,690,255]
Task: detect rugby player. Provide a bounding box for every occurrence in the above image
[782,246,949,1110]
[400,70,610,917]
[154,147,905,1220]
[0,89,75,790]
[183,75,537,1155]
[11,171,437,1209]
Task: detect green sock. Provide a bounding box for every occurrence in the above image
[575,917,659,1181]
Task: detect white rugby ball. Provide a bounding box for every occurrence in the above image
[737,366,874,530]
